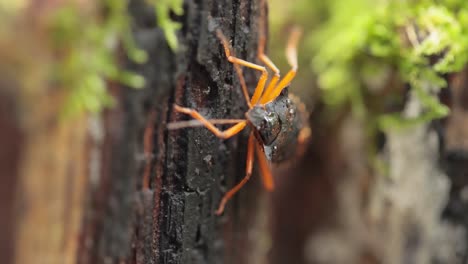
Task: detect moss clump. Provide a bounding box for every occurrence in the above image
[50,0,148,117]
[147,0,184,51]
[309,0,468,129]
[50,0,183,117]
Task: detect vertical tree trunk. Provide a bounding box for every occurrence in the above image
[137,0,267,262]
[77,0,267,263]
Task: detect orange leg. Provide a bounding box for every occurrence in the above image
[216,30,268,108]
[260,27,302,104]
[256,54,281,105]
[261,70,296,104]
[256,27,281,105]
[257,0,267,57]
[256,56,280,105]
[216,132,255,215]
[255,140,274,191]
[216,30,252,108]
[173,104,247,139]
[254,0,281,105]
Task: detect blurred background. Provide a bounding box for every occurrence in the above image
[1,0,468,263]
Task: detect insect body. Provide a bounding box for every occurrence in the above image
[247,89,307,163]
[171,27,309,215]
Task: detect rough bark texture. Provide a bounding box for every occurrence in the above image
[76,0,266,263]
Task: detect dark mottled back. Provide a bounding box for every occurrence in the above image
[246,89,306,163]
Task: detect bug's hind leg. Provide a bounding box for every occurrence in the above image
[216,131,255,215]
[260,27,302,104]
[256,0,281,104]
[255,140,274,191]
[255,35,282,105]
[173,104,247,139]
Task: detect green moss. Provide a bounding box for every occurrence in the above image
[50,0,183,118]
[309,0,468,129]
[50,1,147,117]
[147,0,184,51]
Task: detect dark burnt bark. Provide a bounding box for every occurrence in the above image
[77,0,266,263]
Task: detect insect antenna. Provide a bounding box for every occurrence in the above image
[167,119,245,130]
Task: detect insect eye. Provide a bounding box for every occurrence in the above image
[246,107,281,145]
[259,112,281,145]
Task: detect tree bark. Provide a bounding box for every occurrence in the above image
[76,0,267,263]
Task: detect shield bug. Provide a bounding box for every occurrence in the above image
[169,25,310,215]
